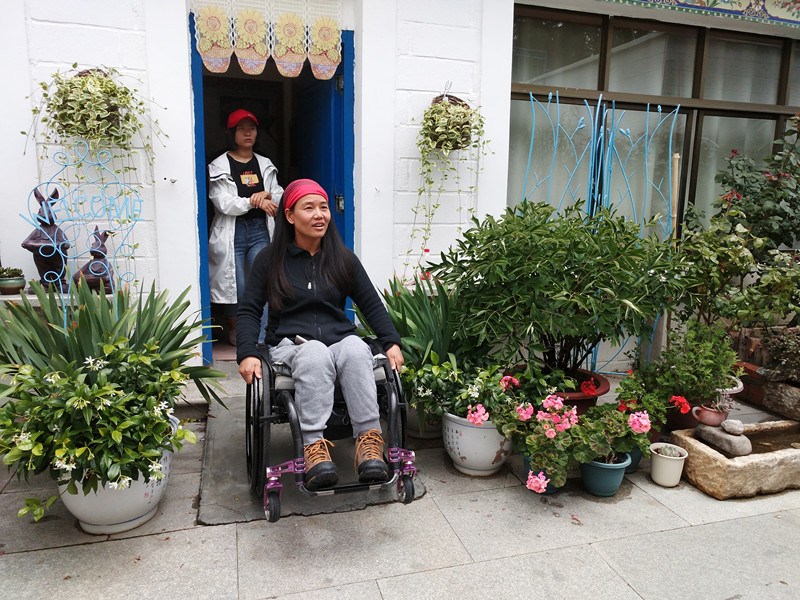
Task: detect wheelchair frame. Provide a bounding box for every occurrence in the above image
[245,341,417,522]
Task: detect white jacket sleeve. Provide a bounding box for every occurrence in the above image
[208,155,252,216]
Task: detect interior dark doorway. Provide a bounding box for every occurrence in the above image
[192,31,354,362]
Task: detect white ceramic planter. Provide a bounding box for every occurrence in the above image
[59,416,177,534]
[649,442,688,487]
[407,405,442,439]
[442,412,512,476]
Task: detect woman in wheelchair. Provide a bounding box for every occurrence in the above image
[236,178,404,491]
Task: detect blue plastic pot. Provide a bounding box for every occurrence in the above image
[580,452,631,497]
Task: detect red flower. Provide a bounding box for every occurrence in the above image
[580,378,597,395]
[670,395,690,414]
[730,149,739,157]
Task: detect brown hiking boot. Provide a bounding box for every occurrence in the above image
[303,439,338,490]
[354,429,389,483]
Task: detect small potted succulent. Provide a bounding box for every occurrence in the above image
[0,267,26,295]
[649,442,689,487]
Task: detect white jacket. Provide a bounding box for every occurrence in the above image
[207,152,284,304]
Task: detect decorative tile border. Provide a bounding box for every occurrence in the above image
[601,1,800,29]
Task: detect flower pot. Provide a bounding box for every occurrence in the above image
[0,277,26,295]
[522,455,560,494]
[625,445,643,474]
[649,442,688,487]
[558,370,611,415]
[691,404,729,427]
[442,412,512,476]
[579,452,631,497]
[407,405,442,440]
[58,416,178,534]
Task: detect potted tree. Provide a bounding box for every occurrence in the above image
[0,281,225,532]
[430,200,685,409]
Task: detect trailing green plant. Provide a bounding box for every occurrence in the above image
[430,200,685,374]
[713,114,800,263]
[399,351,463,419]
[404,93,489,280]
[23,64,165,185]
[0,267,24,278]
[0,280,225,520]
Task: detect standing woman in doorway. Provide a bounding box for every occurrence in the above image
[208,109,283,345]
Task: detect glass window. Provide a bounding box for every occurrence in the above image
[512,16,602,89]
[789,43,800,106]
[693,116,776,219]
[704,34,782,104]
[609,27,696,98]
[507,98,593,210]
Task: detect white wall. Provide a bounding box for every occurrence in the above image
[3,1,202,317]
[354,0,513,286]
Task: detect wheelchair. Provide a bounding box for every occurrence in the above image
[245,338,417,522]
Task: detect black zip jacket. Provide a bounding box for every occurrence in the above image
[236,243,401,362]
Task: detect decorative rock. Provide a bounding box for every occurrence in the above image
[721,419,744,435]
[672,421,800,499]
[695,423,752,457]
[763,381,800,421]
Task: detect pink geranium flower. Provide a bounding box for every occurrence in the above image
[515,402,534,421]
[542,394,564,410]
[467,403,489,426]
[628,411,651,434]
[500,375,520,392]
[526,470,550,494]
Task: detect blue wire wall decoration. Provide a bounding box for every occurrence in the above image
[519,92,682,371]
[20,141,143,328]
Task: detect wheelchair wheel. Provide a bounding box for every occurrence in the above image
[247,377,272,498]
[399,475,415,504]
[266,490,281,523]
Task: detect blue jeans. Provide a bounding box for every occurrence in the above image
[229,218,269,341]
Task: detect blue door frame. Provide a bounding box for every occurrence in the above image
[190,23,356,362]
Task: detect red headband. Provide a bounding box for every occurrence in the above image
[283,179,329,211]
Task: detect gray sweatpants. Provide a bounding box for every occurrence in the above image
[269,335,381,445]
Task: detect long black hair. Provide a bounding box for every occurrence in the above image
[264,193,354,309]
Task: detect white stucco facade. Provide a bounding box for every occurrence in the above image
[2,0,797,333]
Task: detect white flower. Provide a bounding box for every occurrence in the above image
[54,457,76,472]
[658,275,667,283]
[97,397,111,409]
[148,462,162,473]
[118,477,132,490]
[467,385,480,399]
[12,432,31,445]
[108,481,119,490]
[44,373,60,384]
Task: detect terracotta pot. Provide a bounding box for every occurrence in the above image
[691,404,729,426]
[558,370,611,415]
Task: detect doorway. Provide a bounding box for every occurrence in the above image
[190,25,355,362]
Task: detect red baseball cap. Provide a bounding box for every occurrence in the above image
[227,109,259,130]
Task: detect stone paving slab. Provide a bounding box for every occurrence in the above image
[0,524,239,600]
[626,463,800,525]
[432,477,690,562]
[375,544,643,600]
[235,495,471,599]
[593,508,800,600]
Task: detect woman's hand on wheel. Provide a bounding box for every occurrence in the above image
[239,356,262,384]
[385,344,404,372]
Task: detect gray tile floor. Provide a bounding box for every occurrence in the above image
[1,363,799,600]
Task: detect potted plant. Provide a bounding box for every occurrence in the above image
[649,442,688,487]
[439,365,515,476]
[0,267,26,295]
[570,403,653,497]
[399,350,463,438]
[0,281,225,531]
[404,92,488,280]
[24,64,164,186]
[641,319,742,428]
[511,392,580,492]
[430,201,684,403]
[359,274,460,437]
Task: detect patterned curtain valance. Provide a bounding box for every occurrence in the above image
[189,0,342,79]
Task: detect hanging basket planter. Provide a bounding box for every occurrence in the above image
[422,94,478,153]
